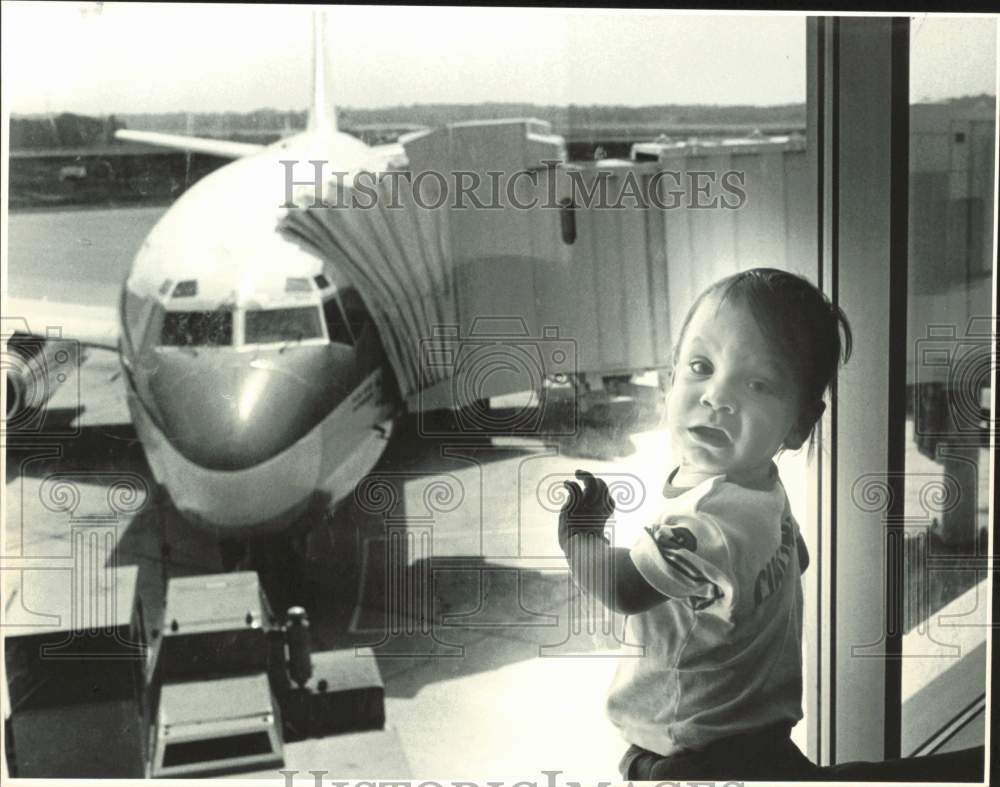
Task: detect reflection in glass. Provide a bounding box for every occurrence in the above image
[901,16,994,755]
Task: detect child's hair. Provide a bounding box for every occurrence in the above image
[672,267,853,444]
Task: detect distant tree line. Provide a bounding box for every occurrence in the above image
[10,113,126,149]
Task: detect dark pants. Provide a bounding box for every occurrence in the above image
[620,723,818,781]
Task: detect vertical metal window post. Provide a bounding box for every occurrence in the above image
[809,16,910,765]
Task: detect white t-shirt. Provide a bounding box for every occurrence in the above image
[606,468,804,757]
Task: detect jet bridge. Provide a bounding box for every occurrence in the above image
[280,119,811,416]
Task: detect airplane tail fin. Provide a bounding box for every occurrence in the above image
[309,10,337,133]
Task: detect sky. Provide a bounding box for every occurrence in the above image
[2,3,996,115]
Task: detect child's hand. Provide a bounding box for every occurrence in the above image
[558,469,616,555]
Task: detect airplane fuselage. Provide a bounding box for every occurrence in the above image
[118,130,401,535]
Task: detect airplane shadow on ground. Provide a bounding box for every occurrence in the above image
[291,436,631,699]
[5,419,149,483]
[317,550,628,701]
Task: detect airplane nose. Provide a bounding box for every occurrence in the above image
[147,347,350,471]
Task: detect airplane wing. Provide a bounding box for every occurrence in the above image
[115,129,265,159]
[4,296,119,351]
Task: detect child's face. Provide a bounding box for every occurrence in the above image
[666,296,803,486]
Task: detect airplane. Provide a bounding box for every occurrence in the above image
[5,14,410,554]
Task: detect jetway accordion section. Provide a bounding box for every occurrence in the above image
[280,119,811,409]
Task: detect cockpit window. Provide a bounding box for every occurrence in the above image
[322,296,353,346]
[244,307,323,345]
[161,310,233,346]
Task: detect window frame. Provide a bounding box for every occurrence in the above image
[808,16,993,769]
[321,292,356,347]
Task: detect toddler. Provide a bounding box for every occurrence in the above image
[558,267,851,780]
